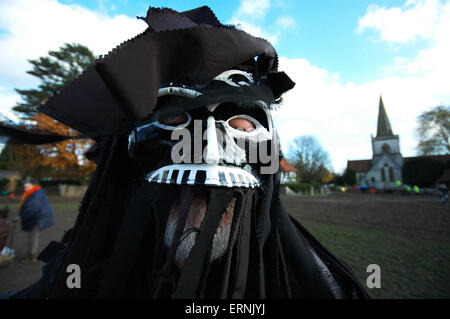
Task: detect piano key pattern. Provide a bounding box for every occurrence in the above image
[147,164,261,188]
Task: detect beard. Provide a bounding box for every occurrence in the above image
[163,192,236,268]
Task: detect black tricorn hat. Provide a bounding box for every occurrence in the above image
[0,6,294,144]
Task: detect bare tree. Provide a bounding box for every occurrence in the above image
[287,135,332,182]
[417,105,450,155]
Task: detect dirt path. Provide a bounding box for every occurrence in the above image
[0,196,79,296]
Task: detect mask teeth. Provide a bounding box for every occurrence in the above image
[147,164,261,188]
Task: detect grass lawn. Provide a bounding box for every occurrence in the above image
[300,220,450,299]
[283,192,450,299]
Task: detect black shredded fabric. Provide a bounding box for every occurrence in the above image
[6,6,369,299]
[37,9,280,134]
[9,133,368,299]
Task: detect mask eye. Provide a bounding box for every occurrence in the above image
[155,112,191,130]
[224,114,272,142]
[160,113,188,126]
[228,117,256,132]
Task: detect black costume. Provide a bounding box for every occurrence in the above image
[1,6,368,299]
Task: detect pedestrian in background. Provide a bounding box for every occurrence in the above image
[437,183,448,205]
[15,178,54,262]
[0,207,9,253]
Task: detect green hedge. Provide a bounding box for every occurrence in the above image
[402,157,444,188]
[285,182,322,194]
[0,178,9,190]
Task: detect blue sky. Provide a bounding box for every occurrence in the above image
[56,0,421,84]
[1,0,449,172]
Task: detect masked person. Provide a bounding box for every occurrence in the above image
[1,6,368,299]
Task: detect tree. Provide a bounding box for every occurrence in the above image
[332,173,346,186]
[330,169,356,186]
[1,43,97,179]
[402,157,444,187]
[33,113,96,178]
[0,113,96,179]
[287,135,332,182]
[321,172,334,184]
[0,143,55,179]
[13,43,95,117]
[417,106,450,155]
[344,168,357,186]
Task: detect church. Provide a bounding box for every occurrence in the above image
[347,97,450,190]
[347,96,403,190]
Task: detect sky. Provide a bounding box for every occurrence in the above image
[0,0,449,172]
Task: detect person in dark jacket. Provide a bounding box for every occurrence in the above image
[0,207,9,252]
[16,178,54,262]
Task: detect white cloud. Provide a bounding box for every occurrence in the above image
[231,20,279,44]
[358,0,450,101]
[0,86,20,122]
[0,0,147,114]
[356,0,444,43]
[357,0,450,83]
[405,4,450,82]
[276,16,296,29]
[228,0,296,45]
[234,0,271,21]
[228,0,276,43]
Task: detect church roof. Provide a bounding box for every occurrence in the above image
[347,154,450,175]
[376,96,394,137]
[347,159,372,173]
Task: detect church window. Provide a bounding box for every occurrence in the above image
[389,167,394,181]
[381,168,386,182]
[382,143,391,154]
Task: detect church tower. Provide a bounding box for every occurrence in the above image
[367,96,403,188]
[372,96,401,155]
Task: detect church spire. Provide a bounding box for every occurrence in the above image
[376,95,394,137]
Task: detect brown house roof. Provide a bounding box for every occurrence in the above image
[347,160,372,173]
[280,158,297,172]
